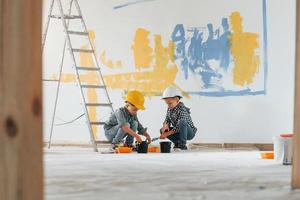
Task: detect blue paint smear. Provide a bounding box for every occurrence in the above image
[113,0,156,10]
[262,0,268,94]
[170,1,268,97]
[189,90,266,97]
[171,19,230,89]
[171,24,186,59]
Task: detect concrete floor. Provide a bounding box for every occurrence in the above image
[45,147,300,200]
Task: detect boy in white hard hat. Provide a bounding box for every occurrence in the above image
[159,86,197,150]
[104,90,152,150]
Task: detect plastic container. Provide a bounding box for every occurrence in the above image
[115,147,133,153]
[280,134,293,165]
[273,134,293,165]
[160,141,172,153]
[136,141,148,153]
[148,146,160,153]
[260,152,274,159]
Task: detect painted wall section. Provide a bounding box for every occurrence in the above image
[42,0,296,143]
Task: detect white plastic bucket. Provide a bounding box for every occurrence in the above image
[273,135,293,165]
[273,136,284,163]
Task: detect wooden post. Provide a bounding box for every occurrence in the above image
[0,0,43,199]
[292,0,300,189]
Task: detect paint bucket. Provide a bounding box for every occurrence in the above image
[160,141,171,153]
[281,134,293,165]
[273,134,293,165]
[136,141,148,153]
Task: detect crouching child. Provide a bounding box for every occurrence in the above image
[160,86,197,150]
[104,90,151,150]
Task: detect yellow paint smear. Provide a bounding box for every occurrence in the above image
[131,28,153,69]
[104,31,182,97]
[100,51,123,69]
[229,12,260,86]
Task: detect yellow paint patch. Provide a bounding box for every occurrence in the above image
[229,12,260,86]
[100,51,123,69]
[131,28,153,69]
[77,33,101,139]
[104,31,183,97]
[52,72,100,139]
[53,34,101,139]
[87,88,98,137]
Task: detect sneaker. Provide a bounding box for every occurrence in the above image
[179,144,188,150]
[173,142,180,149]
[174,143,188,151]
[110,143,119,151]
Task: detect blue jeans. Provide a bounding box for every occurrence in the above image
[167,120,196,145]
[104,121,138,145]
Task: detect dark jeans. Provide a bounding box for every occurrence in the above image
[167,120,196,145]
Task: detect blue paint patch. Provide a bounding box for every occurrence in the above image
[170,0,268,97]
[171,24,186,59]
[262,0,268,93]
[113,0,156,10]
[171,19,231,89]
[189,90,266,97]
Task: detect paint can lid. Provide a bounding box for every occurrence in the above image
[280,133,293,138]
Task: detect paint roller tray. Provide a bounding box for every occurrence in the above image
[115,147,133,153]
[260,152,274,159]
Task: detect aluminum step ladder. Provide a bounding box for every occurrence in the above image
[42,0,114,152]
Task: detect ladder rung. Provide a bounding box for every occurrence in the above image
[95,140,110,144]
[90,122,106,125]
[67,31,89,36]
[42,79,59,82]
[86,103,112,107]
[50,15,82,19]
[76,67,100,71]
[72,48,94,53]
[81,85,106,89]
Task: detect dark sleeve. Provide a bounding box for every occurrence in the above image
[164,110,171,124]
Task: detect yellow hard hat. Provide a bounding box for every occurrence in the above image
[125,90,145,110]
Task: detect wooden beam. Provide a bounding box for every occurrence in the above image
[292,0,300,189]
[0,0,43,199]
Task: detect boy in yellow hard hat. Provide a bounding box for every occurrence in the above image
[104,90,151,150]
[159,86,197,150]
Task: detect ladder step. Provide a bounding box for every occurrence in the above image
[72,48,94,53]
[86,103,112,107]
[76,67,100,71]
[81,85,106,89]
[50,15,82,19]
[95,140,110,144]
[67,31,89,36]
[90,122,106,125]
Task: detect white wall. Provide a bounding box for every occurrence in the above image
[42,0,296,144]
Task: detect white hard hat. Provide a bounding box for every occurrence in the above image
[162,86,182,99]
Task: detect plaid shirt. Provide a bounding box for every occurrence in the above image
[164,102,197,134]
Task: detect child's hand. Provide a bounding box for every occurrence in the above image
[146,135,151,144]
[143,132,151,144]
[135,135,142,143]
[159,133,167,139]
